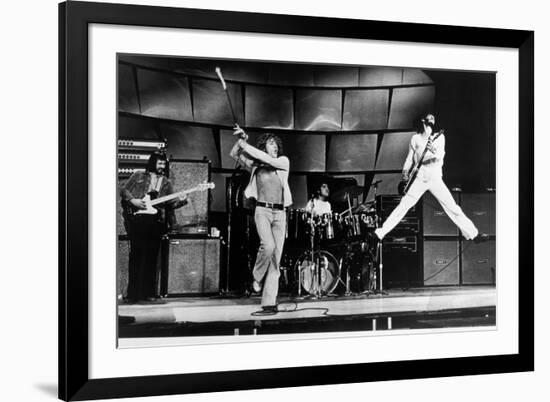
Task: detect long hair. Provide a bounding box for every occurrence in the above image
[145,151,169,176]
[414,112,439,134]
[256,133,283,157]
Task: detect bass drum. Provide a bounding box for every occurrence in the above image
[295,250,341,296]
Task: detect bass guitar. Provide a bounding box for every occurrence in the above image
[398,129,444,196]
[126,182,215,216]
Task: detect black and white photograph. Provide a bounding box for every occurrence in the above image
[2,0,545,399]
[116,55,497,342]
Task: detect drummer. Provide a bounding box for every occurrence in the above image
[305,183,332,216]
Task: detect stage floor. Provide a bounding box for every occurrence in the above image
[118,286,496,338]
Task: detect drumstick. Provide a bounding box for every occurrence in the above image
[215,67,238,125]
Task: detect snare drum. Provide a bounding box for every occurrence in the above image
[314,212,335,240]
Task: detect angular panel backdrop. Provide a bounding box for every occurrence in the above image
[118,64,140,113]
[161,123,219,167]
[388,86,435,129]
[192,78,244,125]
[137,68,193,121]
[327,134,377,171]
[245,86,294,129]
[295,89,342,131]
[342,89,389,130]
[375,131,415,171]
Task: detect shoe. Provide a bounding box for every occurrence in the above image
[261,305,278,313]
[473,233,490,244]
[252,280,262,293]
[122,297,137,304]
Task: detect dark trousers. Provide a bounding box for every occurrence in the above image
[127,215,164,301]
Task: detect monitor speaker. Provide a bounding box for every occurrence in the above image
[462,240,496,285]
[166,237,221,295]
[423,239,460,286]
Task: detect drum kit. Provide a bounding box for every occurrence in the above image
[284,181,386,298]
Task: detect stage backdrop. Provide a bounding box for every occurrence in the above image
[117,56,495,215]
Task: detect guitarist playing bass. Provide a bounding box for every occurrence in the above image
[372,113,487,244]
[120,151,188,303]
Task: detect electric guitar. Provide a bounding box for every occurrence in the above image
[398,129,444,196]
[127,182,215,216]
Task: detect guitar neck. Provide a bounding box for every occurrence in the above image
[149,187,199,206]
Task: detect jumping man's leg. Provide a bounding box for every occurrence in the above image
[428,179,478,240]
[374,179,429,239]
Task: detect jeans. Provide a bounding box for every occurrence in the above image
[375,177,478,240]
[252,206,287,306]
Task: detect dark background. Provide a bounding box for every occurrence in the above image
[430,71,496,190]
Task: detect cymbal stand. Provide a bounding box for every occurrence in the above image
[311,216,324,299]
[370,181,387,295]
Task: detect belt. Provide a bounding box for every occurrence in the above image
[256,201,285,210]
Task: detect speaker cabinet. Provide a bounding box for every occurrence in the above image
[423,239,460,286]
[461,193,495,236]
[168,159,211,235]
[462,240,496,285]
[382,239,422,289]
[423,192,459,236]
[117,237,130,298]
[166,237,221,295]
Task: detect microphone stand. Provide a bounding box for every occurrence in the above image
[215,66,245,297]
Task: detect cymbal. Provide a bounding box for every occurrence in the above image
[331,185,365,203]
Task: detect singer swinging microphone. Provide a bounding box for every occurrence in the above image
[216,67,246,171]
[215,67,238,125]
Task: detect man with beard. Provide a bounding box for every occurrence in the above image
[120,151,187,303]
[230,126,292,313]
[372,113,487,243]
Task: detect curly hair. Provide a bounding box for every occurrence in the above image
[256,133,283,157]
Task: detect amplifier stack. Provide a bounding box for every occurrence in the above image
[377,195,423,288]
[422,191,495,286]
[376,191,496,289]
[117,138,167,178]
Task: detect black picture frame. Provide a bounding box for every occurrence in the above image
[59,1,534,400]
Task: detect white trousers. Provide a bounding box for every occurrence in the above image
[375,177,478,240]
